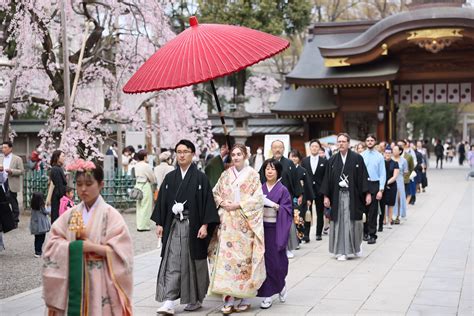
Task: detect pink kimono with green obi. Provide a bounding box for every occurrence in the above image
[42,196,133,315]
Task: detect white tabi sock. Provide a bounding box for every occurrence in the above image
[163,300,174,309]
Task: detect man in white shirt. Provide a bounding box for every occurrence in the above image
[301,139,328,241]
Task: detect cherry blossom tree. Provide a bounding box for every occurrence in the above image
[245,75,281,113]
[0,0,211,161]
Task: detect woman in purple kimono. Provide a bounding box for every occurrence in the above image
[257,159,293,309]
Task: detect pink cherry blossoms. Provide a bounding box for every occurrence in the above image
[245,75,281,113]
[0,1,212,161]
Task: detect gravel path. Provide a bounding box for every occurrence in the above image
[0,208,157,299]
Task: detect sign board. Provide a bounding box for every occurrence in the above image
[263,134,290,159]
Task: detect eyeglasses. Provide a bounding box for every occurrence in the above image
[176,150,193,155]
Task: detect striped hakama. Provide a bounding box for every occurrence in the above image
[329,190,363,256]
[156,213,209,305]
[287,221,299,251]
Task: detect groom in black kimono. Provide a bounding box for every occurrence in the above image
[320,133,371,260]
[152,139,219,315]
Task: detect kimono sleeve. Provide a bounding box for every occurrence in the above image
[357,156,370,194]
[104,209,134,314]
[212,171,227,209]
[290,163,303,197]
[42,213,72,312]
[239,171,264,219]
[199,173,220,226]
[151,177,167,226]
[275,186,293,251]
[319,158,332,197]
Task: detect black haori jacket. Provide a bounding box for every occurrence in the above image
[320,150,369,221]
[151,163,219,260]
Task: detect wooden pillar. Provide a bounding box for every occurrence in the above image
[377,120,385,141]
[156,110,161,154]
[303,118,310,141]
[389,91,395,142]
[334,111,343,133]
[334,88,343,133]
[377,86,387,141]
[145,103,153,155]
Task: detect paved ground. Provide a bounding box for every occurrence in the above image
[0,160,472,315]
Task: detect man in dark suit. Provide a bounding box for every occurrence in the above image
[301,139,328,241]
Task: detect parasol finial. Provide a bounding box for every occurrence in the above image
[189,16,199,27]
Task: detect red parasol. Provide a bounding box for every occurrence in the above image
[123,16,289,147]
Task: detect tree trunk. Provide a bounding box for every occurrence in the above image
[2,75,17,142]
[145,103,153,155]
[117,122,123,173]
[156,110,161,153]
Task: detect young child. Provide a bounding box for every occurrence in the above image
[29,192,51,258]
[58,187,75,217]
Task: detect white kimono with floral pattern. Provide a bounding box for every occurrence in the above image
[208,166,266,298]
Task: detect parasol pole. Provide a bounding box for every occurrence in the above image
[210,80,232,149]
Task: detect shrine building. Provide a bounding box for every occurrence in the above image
[273,0,474,142]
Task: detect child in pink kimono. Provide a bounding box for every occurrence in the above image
[58,187,75,217]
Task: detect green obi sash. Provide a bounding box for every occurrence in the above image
[68,240,84,316]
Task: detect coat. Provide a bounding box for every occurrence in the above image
[320,150,369,221]
[0,154,24,193]
[0,185,14,233]
[50,166,67,203]
[151,163,220,260]
[30,207,51,235]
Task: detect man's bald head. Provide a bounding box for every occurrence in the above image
[271,140,285,159]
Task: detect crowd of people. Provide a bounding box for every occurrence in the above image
[435,139,472,168]
[0,133,473,315]
[148,134,474,314]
